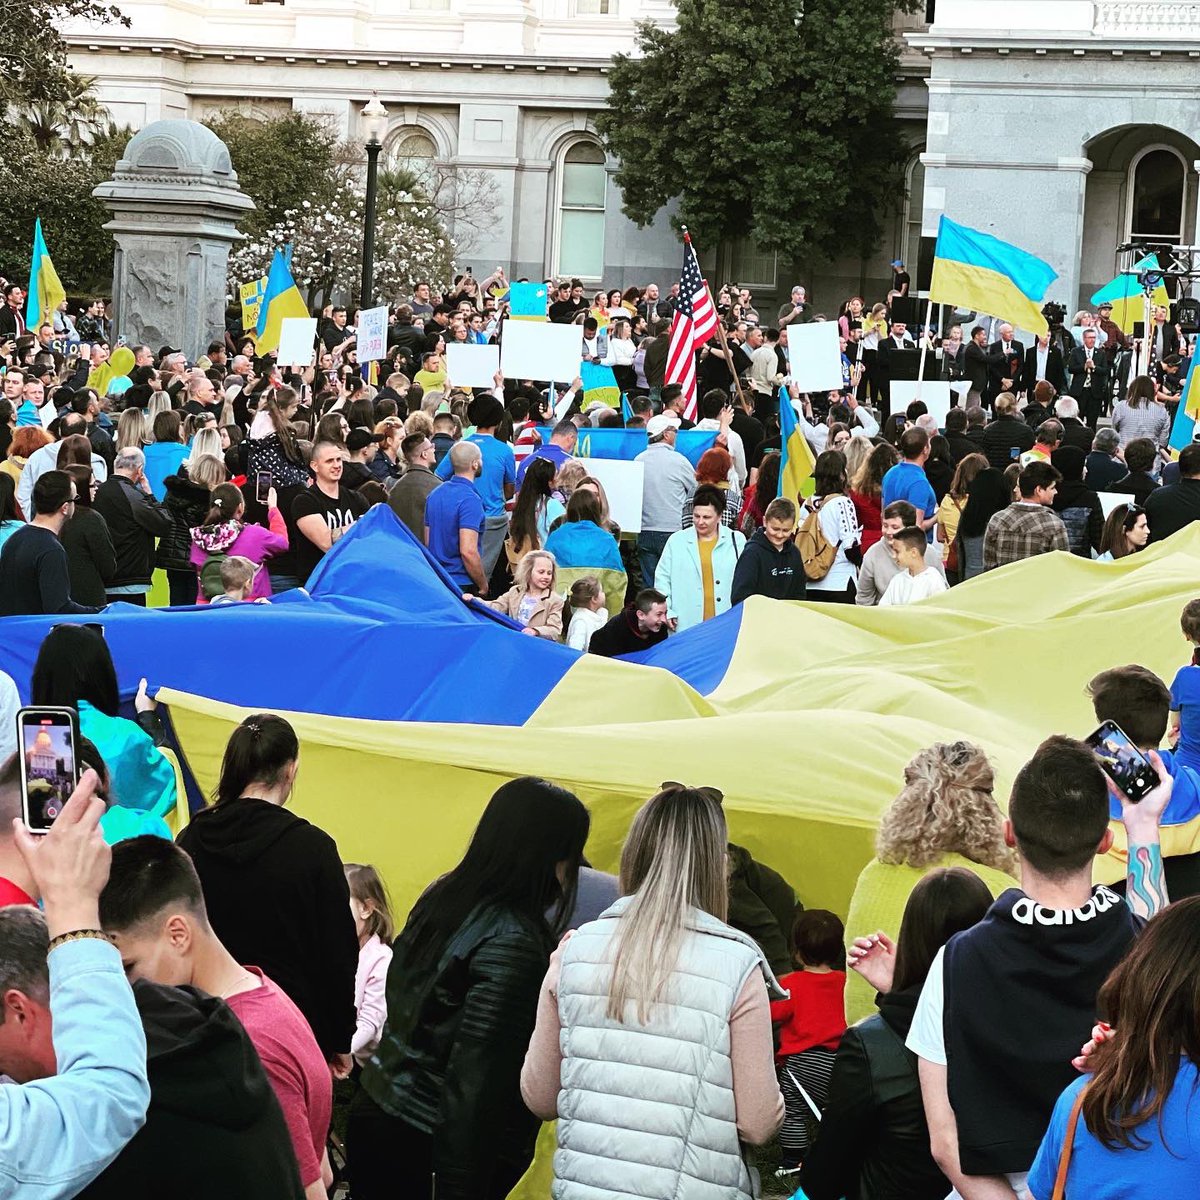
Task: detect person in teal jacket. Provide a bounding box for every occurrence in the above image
[29,624,177,842]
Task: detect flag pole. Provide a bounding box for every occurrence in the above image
[915,297,934,402]
[681,226,750,416]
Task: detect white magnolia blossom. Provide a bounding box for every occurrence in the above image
[227,177,456,306]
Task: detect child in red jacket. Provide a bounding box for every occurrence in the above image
[769,909,847,1176]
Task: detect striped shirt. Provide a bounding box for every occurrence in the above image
[1111,400,1171,448]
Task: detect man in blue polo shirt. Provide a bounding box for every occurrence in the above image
[435,394,515,575]
[881,426,937,541]
[515,419,578,486]
[425,441,488,595]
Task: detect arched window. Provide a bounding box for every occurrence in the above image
[1129,147,1186,243]
[556,141,606,281]
[903,153,925,277]
[387,129,437,189]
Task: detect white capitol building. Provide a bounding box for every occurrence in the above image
[67,0,1200,311]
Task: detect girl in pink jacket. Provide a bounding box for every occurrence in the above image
[188,481,288,603]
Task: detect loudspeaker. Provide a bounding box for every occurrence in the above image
[889,296,918,325]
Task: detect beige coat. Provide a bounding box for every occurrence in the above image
[483,587,565,639]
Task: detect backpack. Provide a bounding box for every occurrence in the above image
[796,498,837,581]
[198,550,229,599]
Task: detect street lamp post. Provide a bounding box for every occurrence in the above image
[360,94,388,308]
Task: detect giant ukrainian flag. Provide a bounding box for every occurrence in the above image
[24,218,66,333]
[1091,254,1170,335]
[929,216,1058,336]
[778,392,815,499]
[255,247,309,355]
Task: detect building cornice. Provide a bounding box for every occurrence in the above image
[908,33,1200,57]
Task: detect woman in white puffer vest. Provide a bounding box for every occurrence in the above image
[521,784,786,1199]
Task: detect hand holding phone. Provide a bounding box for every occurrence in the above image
[255,470,273,505]
[1086,720,1158,803]
[17,707,81,834]
[14,767,110,938]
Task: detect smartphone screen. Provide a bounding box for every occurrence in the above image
[1009,446,1021,460]
[1086,720,1156,803]
[17,708,80,833]
[255,470,272,504]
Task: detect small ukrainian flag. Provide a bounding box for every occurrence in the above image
[779,393,815,500]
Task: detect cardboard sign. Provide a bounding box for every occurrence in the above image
[500,320,582,383]
[787,321,843,393]
[446,343,500,389]
[239,277,266,332]
[276,317,318,367]
[356,305,388,363]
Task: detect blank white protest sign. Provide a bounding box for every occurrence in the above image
[500,320,583,383]
[891,381,953,428]
[276,318,318,367]
[787,321,843,393]
[446,344,501,388]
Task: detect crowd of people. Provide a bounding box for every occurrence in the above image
[0,273,1193,631]
[0,271,1198,1198]
[1,613,1198,1198]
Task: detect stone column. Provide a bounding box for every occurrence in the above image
[93,120,254,360]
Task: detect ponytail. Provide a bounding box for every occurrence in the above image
[214,713,300,806]
[204,482,244,525]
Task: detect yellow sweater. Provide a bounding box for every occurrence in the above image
[843,852,1017,1025]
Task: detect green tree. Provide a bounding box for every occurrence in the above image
[0,123,130,294]
[203,111,341,242]
[0,0,128,103]
[598,0,920,263]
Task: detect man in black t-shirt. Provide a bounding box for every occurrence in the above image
[290,441,368,585]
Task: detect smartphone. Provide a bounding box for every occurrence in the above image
[1009,446,1021,460]
[17,707,81,833]
[1086,720,1157,803]
[255,470,273,504]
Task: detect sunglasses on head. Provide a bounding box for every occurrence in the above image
[659,781,725,804]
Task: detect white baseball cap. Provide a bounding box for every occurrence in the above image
[646,413,681,438]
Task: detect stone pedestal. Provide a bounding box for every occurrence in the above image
[93,120,254,360]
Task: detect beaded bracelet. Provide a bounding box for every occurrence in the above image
[47,929,115,954]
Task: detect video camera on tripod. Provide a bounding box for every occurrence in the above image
[1041,301,1073,354]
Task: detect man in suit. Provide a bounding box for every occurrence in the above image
[1023,333,1067,398]
[1067,327,1111,427]
[987,322,1025,404]
[963,325,989,408]
[876,321,915,421]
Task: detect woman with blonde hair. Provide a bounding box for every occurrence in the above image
[480,549,565,639]
[521,784,784,1197]
[842,740,1017,1023]
[115,408,149,453]
[842,433,872,490]
[186,427,223,467]
[936,451,987,583]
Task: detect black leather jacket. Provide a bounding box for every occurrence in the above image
[360,901,552,1199]
[157,472,210,573]
[798,989,949,1200]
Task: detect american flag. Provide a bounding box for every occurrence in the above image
[665,232,719,421]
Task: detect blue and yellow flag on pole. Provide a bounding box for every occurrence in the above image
[1091,254,1171,335]
[1167,354,1200,456]
[25,218,66,333]
[929,216,1058,335]
[255,247,309,356]
[779,393,815,499]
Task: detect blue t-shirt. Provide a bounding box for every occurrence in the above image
[1170,663,1200,773]
[435,433,515,518]
[1107,746,1200,828]
[881,461,937,541]
[1027,1059,1200,1200]
[424,476,485,587]
[516,442,573,486]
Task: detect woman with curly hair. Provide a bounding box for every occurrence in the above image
[850,441,899,554]
[842,741,1017,1024]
